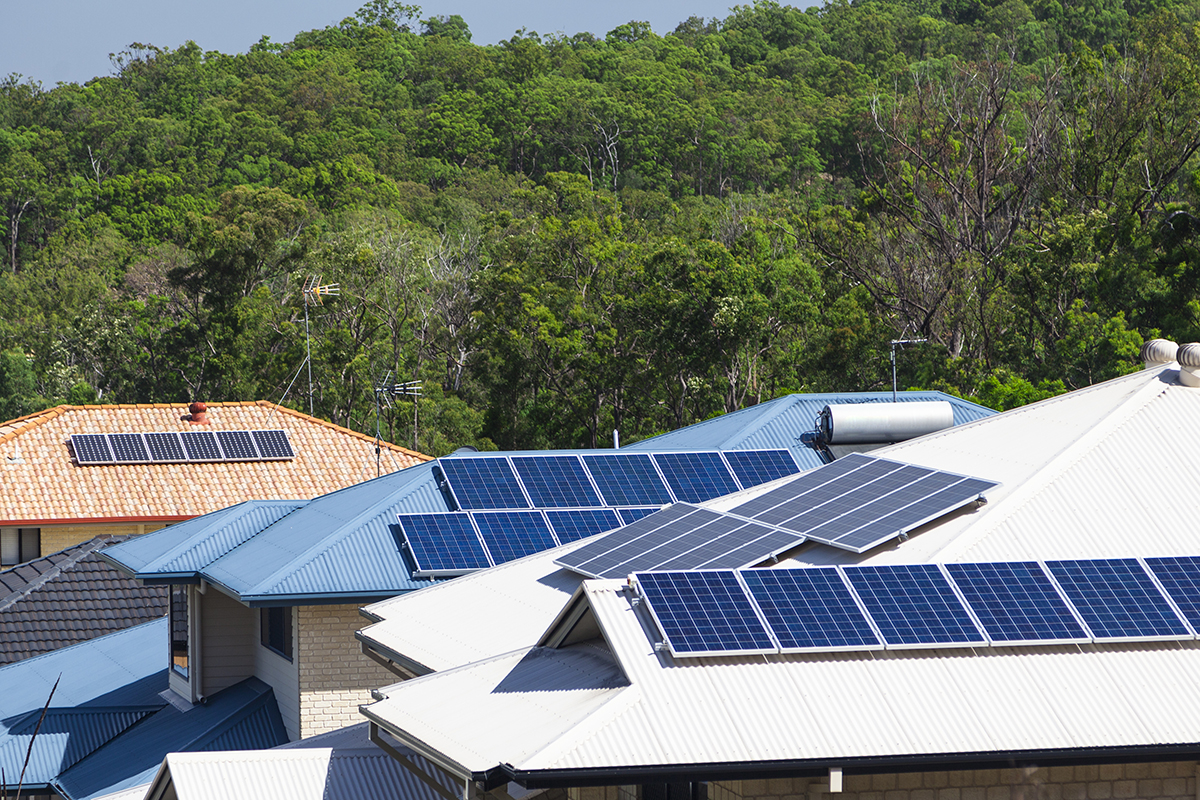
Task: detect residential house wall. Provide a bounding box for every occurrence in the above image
[255,605,300,740]
[41,521,168,556]
[297,604,398,738]
[198,589,255,698]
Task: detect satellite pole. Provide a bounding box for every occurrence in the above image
[302,276,339,416]
[373,373,423,477]
[889,338,928,402]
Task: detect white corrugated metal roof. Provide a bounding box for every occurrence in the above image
[361,364,1200,778]
[155,750,331,800]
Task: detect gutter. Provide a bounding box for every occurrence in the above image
[499,743,1200,789]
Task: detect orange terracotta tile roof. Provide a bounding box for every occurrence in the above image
[0,402,432,525]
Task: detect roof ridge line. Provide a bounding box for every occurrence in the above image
[927,370,1171,563]
[0,406,69,446]
[0,537,110,611]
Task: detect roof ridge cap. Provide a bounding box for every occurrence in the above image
[0,406,70,445]
[928,371,1170,562]
[0,538,109,610]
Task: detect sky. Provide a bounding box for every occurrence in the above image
[3,0,749,87]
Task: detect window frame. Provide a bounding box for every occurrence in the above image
[260,606,293,661]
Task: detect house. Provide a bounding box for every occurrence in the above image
[99,391,990,743]
[357,341,1200,800]
[0,401,430,565]
[0,536,167,665]
[0,618,288,800]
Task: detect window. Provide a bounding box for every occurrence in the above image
[170,585,189,677]
[260,606,293,660]
[0,528,40,566]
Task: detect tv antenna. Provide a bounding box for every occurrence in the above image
[889,338,928,401]
[302,276,339,415]
[373,371,423,477]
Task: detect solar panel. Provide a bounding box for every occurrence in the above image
[398,513,491,576]
[654,520,803,572]
[555,504,698,578]
[617,508,660,525]
[510,455,602,508]
[180,431,222,461]
[216,430,259,461]
[946,562,1088,644]
[730,452,885,519]
[472,511,558,564]
[544,509,622,544]
[1145,556,1200,631]
[741,568,882,651]
[145,432,186,462]
[251,429,295,459]
[71,434,113,465]
[723,449,800,489]
[581,453,673,506]
[843,564,986,647]
[1046,559,1192,641]
[652,452,740,503]
[437,458,529,510]
[108,433,150,463]
[636,571,776,656]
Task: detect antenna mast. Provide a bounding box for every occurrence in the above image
[889,338,928,402]
[302,276,339,416]
[373,373,423,477]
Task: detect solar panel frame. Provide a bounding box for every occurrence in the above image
[71,434,114,465]
[741,567,883,652]
[1045,558,1193,642]
[581,453,674,507]
[471,510,559,564]
[437,457,531,510]
[652,451,741,504]
[398,513,492,577]
[722,449,801,490]
[510,455,603,508]
[215,430,260,461]
[144,432,187,462]
[842,564,988,649]
[544,509,622,544]
[179,430,223,462]
[945,561,1090,645]
[251,429,295,460]
[108,433,151,463]
[635,570,778,657]
[1144,556,1200,632]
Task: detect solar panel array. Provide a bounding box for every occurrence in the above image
[71,430,295,464]
[556,454,998,578]
[633,557,1200,657]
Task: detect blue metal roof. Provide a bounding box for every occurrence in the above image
[101,393,994,605]
[53,677,288,800]
[626,392,995,470]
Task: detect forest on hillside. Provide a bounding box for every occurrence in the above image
[1,0,1198,453]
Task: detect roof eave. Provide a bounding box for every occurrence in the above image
[502,744,1200,789]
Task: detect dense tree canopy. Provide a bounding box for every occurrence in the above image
[2,0,1199,452]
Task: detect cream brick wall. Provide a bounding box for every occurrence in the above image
[41,521,168,555]
[710,762,1198,800]
[296,604,400,738]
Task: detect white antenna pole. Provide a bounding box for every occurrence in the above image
[889,338,928,401]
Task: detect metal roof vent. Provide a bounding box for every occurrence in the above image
[1140,339,1178,369]
[1177,342,1200,387]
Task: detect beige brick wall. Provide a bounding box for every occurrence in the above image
[296,604,400,738]
[711,762,1197,800]
[41,521,168,555]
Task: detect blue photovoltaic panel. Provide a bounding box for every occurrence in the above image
[398,513,490,575]
[511,455,602,508]
[742,568,881,651]
[108,433,150,463]
[843,564,985,647]
[556,504,699,577]
[724,449,800,489]
[637,570,775,656]
[946,562,1088,644]
[71,434,113,464]
[472,511,558,564]
[180,431,222,461]
[1145,556,1200,631]
[251,429,295,459]
[730,452,884,519]
[145,432,186,462]
[216,430,258,460]
[652,452,740,503]
[438,458,529,510]
[581,453,674,506]
[545,509,622,544]
[618,508,659,525]
[1047,559,1191,640]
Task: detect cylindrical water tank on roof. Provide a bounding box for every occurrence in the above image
[817,401,955,444]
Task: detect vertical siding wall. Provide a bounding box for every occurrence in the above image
[255,606,300,741]
[41,521,167,554]
[198,589,254,697]
[706,763,1198,800]
[296,604,399,738]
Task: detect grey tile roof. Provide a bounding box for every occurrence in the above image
[0,537,167,665]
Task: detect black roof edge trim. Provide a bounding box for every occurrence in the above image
[240,591,415,608]
[355,630,434,677]
[500,744,1200,788]
[136,574,199,585]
